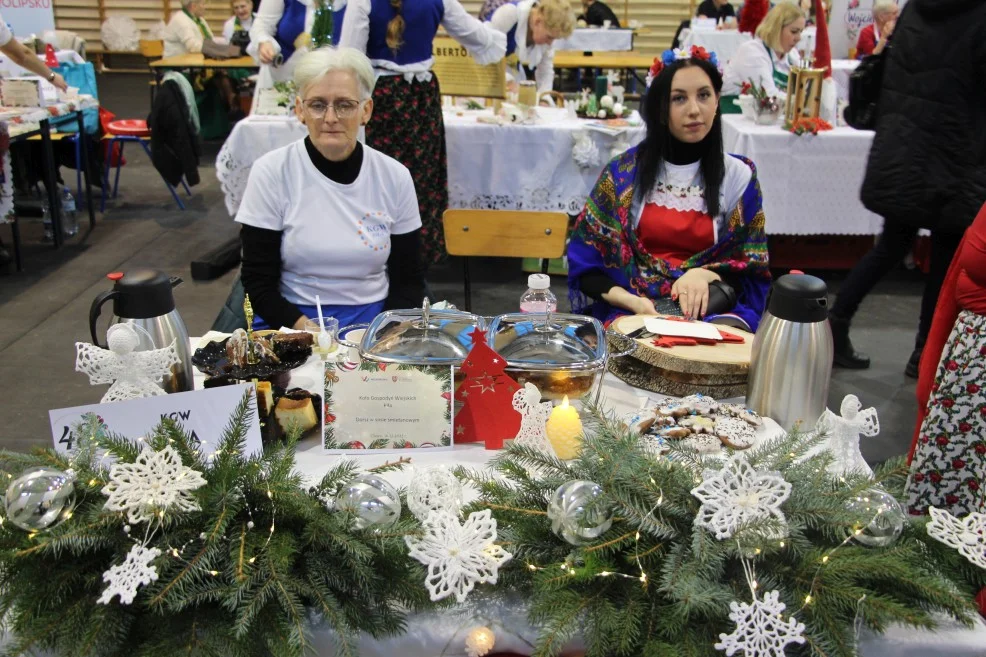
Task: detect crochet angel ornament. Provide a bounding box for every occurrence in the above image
[76,324,180,403]
[812,394,879,477]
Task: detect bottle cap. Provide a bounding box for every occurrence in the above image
[527,274,550,290]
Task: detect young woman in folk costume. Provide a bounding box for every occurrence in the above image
[568,47,771,331]
[339,0,506,265]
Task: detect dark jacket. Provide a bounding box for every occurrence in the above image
[580,1,621,27]
[147,79,201,188]
[859,0,986,235]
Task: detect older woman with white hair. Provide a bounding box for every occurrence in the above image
[236,46,425,330]
[856,0,898,58]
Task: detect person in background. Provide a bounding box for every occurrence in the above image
[579,0,621,28]
[0,13,68,267]
[163,0,244,128]
[855,0,898,58]
[830,0,986,377]
[568,48,771,331]
[906,202,986,518]
[237,47,425,330]
[339,0,505,267]
[223,0,255,42]
[488,0,575,93]
[249,0,347,77]
[720,2,804,113]
[696,0,735,23]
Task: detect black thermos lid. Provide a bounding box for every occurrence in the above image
[109,269,180,319]
[766,272,829,323]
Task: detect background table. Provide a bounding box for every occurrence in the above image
[681,29,752,63]
[722,114,881,235]
[832,58,860,104]
[553,27,634,52]
[216,107,645,217]
[150,54,258,70]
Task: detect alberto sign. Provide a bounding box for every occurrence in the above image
[431,36,505,99]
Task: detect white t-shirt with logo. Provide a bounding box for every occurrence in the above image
[0,20,12,47]
[235,139,422,307]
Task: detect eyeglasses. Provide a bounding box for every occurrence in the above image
[302,99,363,120]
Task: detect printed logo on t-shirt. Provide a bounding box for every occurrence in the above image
[357,212,391,251]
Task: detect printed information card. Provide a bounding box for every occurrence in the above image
[323,362,453,452]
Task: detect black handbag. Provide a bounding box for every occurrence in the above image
[843,52,886,130]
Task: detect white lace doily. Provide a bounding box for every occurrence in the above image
[102,445,207,524]
[405,509,512,603]
[926,507,986,571]
[98,543,162,605]
[691,455,792,541]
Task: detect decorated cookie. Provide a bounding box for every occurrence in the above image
[679,416,716,434]
[681,433,723,454]
[622,411,657,435]
[714,416,757,450]
[657,402,694,419]
[719,403,763,427]
[641,434,671,457]
[681,393,720,415]
[659,426,692,440]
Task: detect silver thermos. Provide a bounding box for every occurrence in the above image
[746,272,833,431]
[89,269,194,394]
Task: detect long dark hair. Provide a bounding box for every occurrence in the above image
[636,58,725,217]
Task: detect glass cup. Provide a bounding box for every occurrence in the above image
[302,317,339,359]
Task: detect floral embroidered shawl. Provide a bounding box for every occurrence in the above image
[567,146,771,331]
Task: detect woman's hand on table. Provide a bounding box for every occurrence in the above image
[258,42,276,64]
[671,268,722,319]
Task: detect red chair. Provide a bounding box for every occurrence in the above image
[101,119,191,211]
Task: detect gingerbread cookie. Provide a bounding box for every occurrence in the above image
[681,433,723,454]
[679,416,716,434]
[714,416,757,450]
[622,411,657,435]
[657,402,694,419]
[719,403,763,427]
[658,426,692,440]
[681,393,720,415]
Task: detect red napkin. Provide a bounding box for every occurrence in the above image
[652,329,745,349]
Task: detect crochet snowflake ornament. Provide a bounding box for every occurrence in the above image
[714,589,806,656]
[98,543,162,605]
[407,466,463,521]
[102,445,207,524]
[511,383,555,456]
[405,509,512,603]
[926,507,986,570]
[76,324,180,403]
[691,455,792,540]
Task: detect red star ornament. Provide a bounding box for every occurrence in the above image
[454,328,522,449]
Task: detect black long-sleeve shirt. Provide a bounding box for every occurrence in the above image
[239,138,426,329]
[579,1,621,28]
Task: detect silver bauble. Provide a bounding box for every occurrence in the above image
[337,474,401,529]
[846,488,905,547]
[5,468,76,532]
[547,480,613,545]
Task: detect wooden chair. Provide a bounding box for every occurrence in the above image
[139,40,164,104]
[442,209,569,312]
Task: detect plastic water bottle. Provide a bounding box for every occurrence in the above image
[41,199,53,242]
[61,187,78,237]
[520,273,557,313]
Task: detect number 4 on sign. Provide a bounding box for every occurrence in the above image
[59,426,75,452]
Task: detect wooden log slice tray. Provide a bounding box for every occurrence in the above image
[608,315,753,399]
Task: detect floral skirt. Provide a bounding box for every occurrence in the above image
[906,309,986,516]
[366,74,448,266]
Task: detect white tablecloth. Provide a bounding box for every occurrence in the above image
[553,27,634,52]
[722,114,882,235]
[216,107,646,216]
[681,29,752,63]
